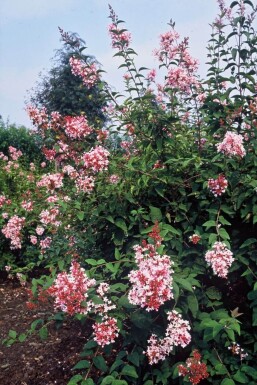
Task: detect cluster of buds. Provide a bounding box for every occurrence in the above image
[228,342,248,360]
[178,350,209,385]
[189,234,201,244]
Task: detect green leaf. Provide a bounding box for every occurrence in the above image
[233,370,248,383]
[39,326,48,341]
[149,206,162,222]
[100,376,116,385]
[30,319,44,331]
[221,379,235,385]
[240,238,257,248]
[230,1,239,8]
[72,360,90,370]
[118,296,136,309]
[83,340,98,350]
[77,211,84,221]
[175,277,193,292]
[67,375,83,385]
[81,380,95,385]
[93,356,108,373]
[128,352,140,367]
[121,365,138,378]
[85,258,105,266]
[18,333,27,342]
[203,220,216,229]
[110,359,124,373]
[115,218,127,232]
[219,228,230,240]
[206,287,222,300]
[8,330,17,339]
[187,294,198,316]
[215,363,228,375]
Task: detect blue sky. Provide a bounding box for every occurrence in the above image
[0,0,218,127]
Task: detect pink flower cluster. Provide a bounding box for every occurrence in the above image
[2,215,25,249]
[26,105,48,128]
[9,146,23,161]
[48,262,119,346]
[69,57,99,88]
[208,174,228,197]
[145,310,191,364]
[154,28,199,94]
[21,200,34,212]
[0,195,11,208]
[83,146,110,173]
[39,207,61,227]
[108,23,131,50]
[75,175,95,193]
[48,260,96,315]
[128,242,174,311]
[65,116,92,139]
[39,236,52,252]
[205,242,234,279]
[37,173,64,192]
[178,350,209,385]
[166,67,199,93]
[109,174,120,184]
[217,131,246,158]
[92,317,119,347]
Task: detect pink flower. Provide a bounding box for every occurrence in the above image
[40,236,52,250]
[48,260,96,315]
[75,175,95,193]
[36,226,44,236]
[108,23,131,50]
[30,235,38,245]
[69,57,99,88]
[21,200,34,211]
[217,131,246,158]
[147,69,156,82]
[39,208,60,227]
[2,215,25,249]
[9,146,22,161]
[128,242,174,311]
[37,173,64,192]
[93,317,119,347]
[145,310,191,364]
[65,116,92,139]
[109,174,120,184]
[205,242,234,279]
[26,105,48,128]
[82,146,110,173]
[208,174,228,197]
[166,67,199,93]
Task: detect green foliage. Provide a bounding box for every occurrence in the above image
[0,119,43,165]
[1,1,257,385]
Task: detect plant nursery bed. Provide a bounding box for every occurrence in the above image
[0,273,91,385]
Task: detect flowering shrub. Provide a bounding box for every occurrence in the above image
[2,1,257,384]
